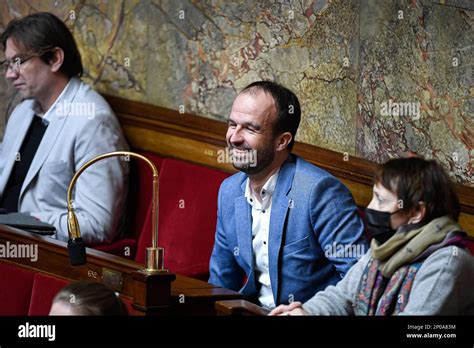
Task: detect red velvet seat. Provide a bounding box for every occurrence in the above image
[28,273,134,315]
[94,152,163,259]
[0,262,137,315]
[0,262,35,315]
[93,153,229,280]
[135,158,230,280]
[29,273,69,315]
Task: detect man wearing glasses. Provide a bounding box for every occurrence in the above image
[0,12,129,245]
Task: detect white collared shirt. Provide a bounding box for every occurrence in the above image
[244,170,279,309]
[33,78,72,121]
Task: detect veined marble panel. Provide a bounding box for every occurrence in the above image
[357,0,473,185]
[0,0,472,185]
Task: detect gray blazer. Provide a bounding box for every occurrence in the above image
[0,78,129,244]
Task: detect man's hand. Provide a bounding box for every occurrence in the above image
[268,301,308,316]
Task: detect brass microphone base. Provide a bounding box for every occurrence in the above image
[145,246,166,272]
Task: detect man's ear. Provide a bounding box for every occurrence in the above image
[275,132,292,152]
[408,202,426,224]
[49,47,64,73]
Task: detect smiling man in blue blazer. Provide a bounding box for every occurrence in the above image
[209,81,368,309]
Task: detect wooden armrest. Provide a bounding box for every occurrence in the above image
[215,299,270,316]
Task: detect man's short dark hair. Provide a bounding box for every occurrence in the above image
[240,81,301,151]
[1,12,83,78]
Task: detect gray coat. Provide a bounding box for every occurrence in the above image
[302,246,474,315]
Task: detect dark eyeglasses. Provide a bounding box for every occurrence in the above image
[0,54,40,73]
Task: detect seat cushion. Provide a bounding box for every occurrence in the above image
[29,273,70,315]
[135,158,230,278]
[0,262,35,315]
[91,152,162,259]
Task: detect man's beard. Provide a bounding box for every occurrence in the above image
[229,145,275,175]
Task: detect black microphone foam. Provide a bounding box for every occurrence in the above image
[67,237,87,266]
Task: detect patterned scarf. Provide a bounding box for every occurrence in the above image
[354,216,466,315]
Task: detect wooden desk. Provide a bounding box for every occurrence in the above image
[0,224,241,315]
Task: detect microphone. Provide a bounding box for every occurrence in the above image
[67,238,87,266]
[66,151,165,271]
[66,208,86,265]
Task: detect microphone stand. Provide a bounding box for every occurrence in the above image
[66,151,165,273]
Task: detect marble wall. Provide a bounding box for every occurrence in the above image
[0,0,472,185]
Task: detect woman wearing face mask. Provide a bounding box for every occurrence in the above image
[270,157,474,315]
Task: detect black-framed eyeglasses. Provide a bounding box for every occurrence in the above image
[0,54,40,73]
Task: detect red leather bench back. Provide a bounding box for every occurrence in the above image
[0,262,35,315]
[135,158,230,279]
[94,152,163,259]
[94,152,230,279]
[29,273,69,315]
[0,262,134,315]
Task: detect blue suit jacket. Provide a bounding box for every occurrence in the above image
[209,154,367,305]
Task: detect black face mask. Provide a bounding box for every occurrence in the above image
[363,208,401,245]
